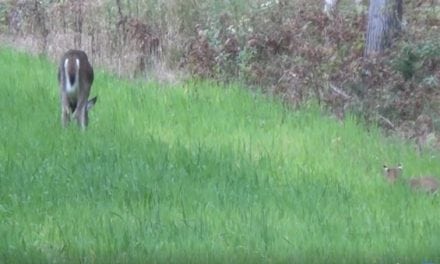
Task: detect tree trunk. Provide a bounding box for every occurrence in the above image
[364,0,403,56]
[74,0,83,49]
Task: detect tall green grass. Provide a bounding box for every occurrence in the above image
[1,48,440,263]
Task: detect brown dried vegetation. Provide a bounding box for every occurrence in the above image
[1,0,439,148]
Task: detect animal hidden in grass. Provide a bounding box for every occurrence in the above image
[58,49,97,130]
[383,164,439,194]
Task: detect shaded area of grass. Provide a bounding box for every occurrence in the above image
[1,48,440,263]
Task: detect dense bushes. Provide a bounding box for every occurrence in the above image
[1,0,439,149]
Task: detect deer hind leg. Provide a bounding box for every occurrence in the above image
[74,96,89,130]
[79,107,89,130]
[73,106,87,130]
[76,107,89,130]
[61,93,71,127]
[62,109,70,127]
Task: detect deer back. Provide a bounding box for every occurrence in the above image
[409,176,439,193]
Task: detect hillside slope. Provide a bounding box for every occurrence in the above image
[1,48,440,263]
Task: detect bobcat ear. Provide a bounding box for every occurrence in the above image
[397,163,403,170]
[87,96,98,111]
[383,165,388,172]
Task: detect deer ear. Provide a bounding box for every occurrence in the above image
[87,96,98,111]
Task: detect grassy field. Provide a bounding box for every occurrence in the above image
[1,48,440,263]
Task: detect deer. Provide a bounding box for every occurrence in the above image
[383,164,439,194]
[383,164,402,184]
[58,50,97,130]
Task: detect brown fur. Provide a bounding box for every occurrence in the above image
[383,164,439,194]
[409,177,439,193]
[383,164,402,184]
[58,50,97,129]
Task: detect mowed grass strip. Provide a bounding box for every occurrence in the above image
[0,48,440,263]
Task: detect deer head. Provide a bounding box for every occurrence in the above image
[383,164,403,184]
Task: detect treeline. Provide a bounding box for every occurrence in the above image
[0,0,439,149]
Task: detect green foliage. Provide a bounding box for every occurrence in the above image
[2,0,439,139]
[393,45,418,80]
[0,2,8,33]
[393,40,440,81]
[1,48,440,262]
